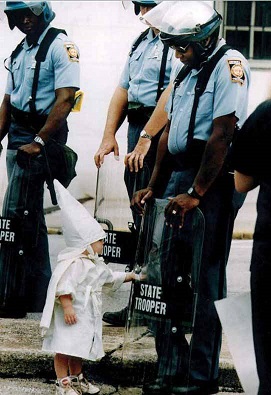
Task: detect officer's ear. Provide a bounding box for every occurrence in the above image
[200,37,211,48]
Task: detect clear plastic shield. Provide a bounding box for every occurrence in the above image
[122,199,205,388]
[122,1,132,11]
[94,153,151,267]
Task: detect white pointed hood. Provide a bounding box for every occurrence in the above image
[53,180,106,259]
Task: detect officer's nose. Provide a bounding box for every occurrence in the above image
[22,15,30,24]
[175,50,183,60]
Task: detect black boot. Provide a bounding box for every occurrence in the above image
[142,377,172,395]
[103,306,128,326]
[171,378,219,395]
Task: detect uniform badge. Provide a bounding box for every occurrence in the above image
[64,43,79,62]
[228,60,245,85]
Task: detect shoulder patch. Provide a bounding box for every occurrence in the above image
[64,42,79,62]
[227,59,245,85]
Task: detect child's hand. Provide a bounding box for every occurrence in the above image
[63,305,77,325]
[59,295,77,325]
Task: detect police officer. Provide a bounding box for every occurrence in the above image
[0,1,80,318]
[233,100,271,395]
[95,0,178,326]
[94,0,178,199]
[132,2,250,394]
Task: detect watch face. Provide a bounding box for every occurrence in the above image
[140,131,152,139]
[188,187,193,194]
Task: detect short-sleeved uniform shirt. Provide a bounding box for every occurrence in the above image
[165,39,250,155]
[119,28,179,107]
[5,25,80,115]
[232,100,271,247]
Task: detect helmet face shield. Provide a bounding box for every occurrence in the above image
[143,1,222,42]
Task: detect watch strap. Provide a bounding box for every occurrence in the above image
[187,186,202,200]
[34,135,45,147]
[140,130,153,140]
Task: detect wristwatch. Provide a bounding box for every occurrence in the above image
[34,136,45,147]
[187,186,202,200]
[140,130,153,140]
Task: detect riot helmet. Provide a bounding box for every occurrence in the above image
[143,1,222,63]
[4,1,55,30]
[132,0,161,16]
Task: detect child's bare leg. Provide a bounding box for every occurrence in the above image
[69,356,82,376]
[54,353,70,378]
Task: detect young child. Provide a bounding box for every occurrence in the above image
[40,180,137,395]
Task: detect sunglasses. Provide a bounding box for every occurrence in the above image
[170,43,191,54]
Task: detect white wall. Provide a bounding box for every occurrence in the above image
[0,1,270,216]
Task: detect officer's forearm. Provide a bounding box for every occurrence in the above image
[193,115,235,196]
[37,87,76,142]
[0,94,11,142]
[148,125,170,192]
[103,86,128,139]
[143,84,172,138]
[234,171,258,193]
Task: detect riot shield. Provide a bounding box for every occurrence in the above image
[122,199,205,389]
[94,153,152,269]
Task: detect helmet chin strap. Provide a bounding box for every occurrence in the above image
[191,34,219,69]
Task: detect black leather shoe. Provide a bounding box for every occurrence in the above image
[102,306,128,326]
[142,378,172,395]
[171,379,219,395]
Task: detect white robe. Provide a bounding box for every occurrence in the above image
[40,248,126,361]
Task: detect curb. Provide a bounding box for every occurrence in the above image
[0,319,243,391]
[0,349,243,391]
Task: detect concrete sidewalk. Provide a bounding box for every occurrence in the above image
[0,317,242,392]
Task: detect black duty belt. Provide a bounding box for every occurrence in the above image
[127,105,155,122]
[11,105,48,132]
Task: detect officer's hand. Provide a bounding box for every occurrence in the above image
[165,193,200,228]
[19,142,41,156]
[124,138,151,172]
[130,187,154,215]
[94,137,119,168]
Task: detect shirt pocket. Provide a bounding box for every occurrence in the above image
[10,59,21,88]
[25,60,51,88]
[173,83,193,113]
[143,45,165,81]
[129,49,143,80]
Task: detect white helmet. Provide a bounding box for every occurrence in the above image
[143,1,222,44]
[4,1,55,30]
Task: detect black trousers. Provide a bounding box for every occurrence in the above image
[251,241,271,395]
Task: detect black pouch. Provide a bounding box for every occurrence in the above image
[44,139,78,188]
